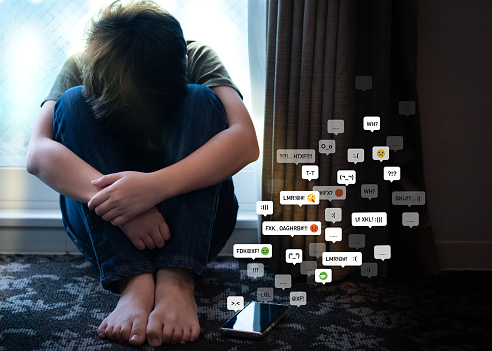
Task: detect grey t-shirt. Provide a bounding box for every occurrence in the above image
[42,40,241,105]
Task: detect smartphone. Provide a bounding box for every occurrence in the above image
[220,301,290,339]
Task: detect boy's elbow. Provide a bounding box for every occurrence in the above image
[25,146,40,176]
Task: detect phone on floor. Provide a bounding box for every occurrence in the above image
[220,301,290,339]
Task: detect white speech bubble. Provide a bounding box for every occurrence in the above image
[286,249,303,265]
[392,191,425,206]
[348,234,365,250]
[314,269,333,284]
[262,221,321,237]
[361,184,378,200]
[257,287,274,302]
[302,165,319,181]
[300,261,317,276]
[280,191,320,207]
[322,252,362,267]
[402,212,420,228]
[277,149,316,164]
[227,296,244,312]
[374,245,391,261]
[290,291,307,307]
[328,119,344,135]
[347,148,365,164]
[363,116,380,132]
[313,186,346,201]
[247,263,265,279]
[352,212,387,228]
[308,243,326,258]
[337,170,356,186]
[275,274,292,290]
[233,244,272,260]
[325,227,342,243]
[319,139,336,155]
[325,208,342,223]
[256,201,273,217]
[372,146,389,162]
[384,166,401,182]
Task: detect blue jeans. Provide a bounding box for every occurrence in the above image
[53,85,238,293]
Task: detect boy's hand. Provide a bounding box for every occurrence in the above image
[88,171,161,226]
[119,207,171,250]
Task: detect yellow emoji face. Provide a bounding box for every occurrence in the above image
[377,149,385,158]
[307,194,316,203]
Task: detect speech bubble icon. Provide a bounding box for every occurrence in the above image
[325,227,342,243]
[308,243,326,258]
[290,291,307,307]
[355,75,372,91]
[392,191,426,206]
[372,146,389,162]
[374,245,391,261]
[348,234,365,250]
[347,148,365,164]
[361,184,378,200]
[247,263,265,279]
[352,212,387,228]
[325,208,342,223]
[233,244,272,260]
[280,191,320,207]
[319,139,336,155]
[363,116,380,132]
[276,149,316,165]
[402,212,420,228]
[361,263,378,278]
[262,221,322,237]
[328,119,344,135]
[384,166,401,183]
[313,186,346,201]
[386,136,403,152]
[227,296,244,312]
[314,269,332,285]
[286,249,303,265]
[337,170,356,186]
[257,287,274,302]
[275,274,292,290]
[302,165,319,181]
[300,261,318,276]
[256,201,273,217]
[399,101,415,116]
[322,252,362,268]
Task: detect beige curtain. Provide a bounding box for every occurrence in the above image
[261,0,440,280]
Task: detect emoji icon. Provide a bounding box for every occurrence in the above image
[335,189,344,197]
[307,194,316,203]
[376,149,385,158]
[319,271,328,280]
[261,247,270,255]
[310,224,319,233]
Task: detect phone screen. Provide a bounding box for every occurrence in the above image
[222,302,289,334]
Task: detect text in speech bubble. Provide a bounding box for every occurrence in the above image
[309,243,326,258]
[315,269,332,285]
[280,191,320,207]
[364,116,380,132]
[300,261,317,276]
[355,75,372,91]
[372,146,389,162]
[402,212,420,228]
[319,139,336,155]
[387,136,403,152]
[328,119,344,135]
[257,287,274,302]
[285,249,303,265]
[347,148,365,164]
[277,149,315,165]
[384,166,401,182]
[325,227,342,243]
[233,244,272,260]
[275,274,292,290]
[392,191,425,206]
[361,184,378,200]
[313,186,346,201]
[337,170,356,186]
[374,245,391,261]
[348,234,365,250]
[352,212,387,228]
[262,221,321,237]
[247,263,264,279]
[302,165,319,181]
[256,201,273,217]
[361,262,378,278]
[290,291,307,307]
[399,101,415,116]
[325,208,342,223]
[322,252,362,268]
[227,296,244,312]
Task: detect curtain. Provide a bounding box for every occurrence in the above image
[261,0,440,280]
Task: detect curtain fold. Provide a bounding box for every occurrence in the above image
[262,0,440,279]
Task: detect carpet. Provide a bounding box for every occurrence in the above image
[0,254,491,351]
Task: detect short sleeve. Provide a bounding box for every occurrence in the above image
[186,41,242,99]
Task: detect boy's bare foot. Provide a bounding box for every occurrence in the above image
[98,273,154,346]
[146,267,200,345]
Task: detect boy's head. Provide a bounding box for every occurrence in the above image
[81,0,188,138]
